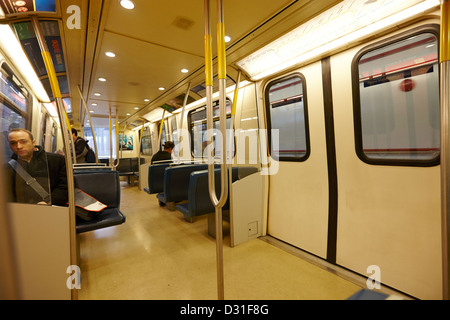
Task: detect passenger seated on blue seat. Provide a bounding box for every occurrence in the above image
[151,141,174,164]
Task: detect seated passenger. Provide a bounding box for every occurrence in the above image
[151,141,174,164]
[6,128,68,206]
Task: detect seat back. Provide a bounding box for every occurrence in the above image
[184,167,259,217]
[116,158,132,175]
[163,164,209,202]
[148,163,173,194]
[73,170,120,208]
[187,169,226,217]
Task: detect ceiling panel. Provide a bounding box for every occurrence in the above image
[89,31,205,118]
[104,0,295,57]
[70,0,342,128]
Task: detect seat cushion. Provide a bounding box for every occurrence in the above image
[76,208,126,233]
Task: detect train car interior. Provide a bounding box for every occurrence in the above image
[0,0,449,302]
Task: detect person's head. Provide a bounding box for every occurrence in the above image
[163,141,175,154]
[8,128,36,161]
[71,128,78,139]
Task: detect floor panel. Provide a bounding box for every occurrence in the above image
[78,182,362,300]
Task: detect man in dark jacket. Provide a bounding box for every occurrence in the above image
[151,141,174,164]
[7,128,68,206]
[71,128,88,163]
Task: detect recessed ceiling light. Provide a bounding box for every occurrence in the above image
[144,99,150,102]
[92,103,97,106]
[90,110,95,113]
[224,36,231,43]
[181,68,189,73]
[134,107,139,110]
[105,51,116,57]
[98,77,107,82]
[159,87,165,91]
[120,0,135,9]
[126,113,131,116]
[94,93,101,96]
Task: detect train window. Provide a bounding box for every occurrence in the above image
[1,62,30,161]
[85,126,118,157]
[188,100,234,159]
[265,74,310,162]
[141,126,152,156]
[353,28,440,166]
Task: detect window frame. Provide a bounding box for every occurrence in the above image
[352,24,441,167]
[264,73,311,162]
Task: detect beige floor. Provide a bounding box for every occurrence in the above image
[78,181,363,300]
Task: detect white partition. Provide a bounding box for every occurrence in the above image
[9,203,71,300]
[231,172,264,247]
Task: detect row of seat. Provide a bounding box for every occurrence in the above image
[100,157,144,184]
[145,163,258,222]
[73,161,258,234]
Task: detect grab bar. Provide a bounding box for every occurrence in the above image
[77,85,99,164]
[205,0,228,300]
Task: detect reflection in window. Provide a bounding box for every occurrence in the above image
[266,75,309,161]
[355,32,440,164]
[1,63,29,162]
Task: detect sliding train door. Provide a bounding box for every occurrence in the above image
[264,22,442,299]
[331,24,442,299]
[265,62,330,259]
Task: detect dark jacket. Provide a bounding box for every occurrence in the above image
[8,146,68,206]
[151,150,172,164]
[74,136,88,163]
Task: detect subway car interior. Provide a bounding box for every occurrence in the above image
[1,0,450,302]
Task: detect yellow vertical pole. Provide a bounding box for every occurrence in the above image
[31,17,77,300]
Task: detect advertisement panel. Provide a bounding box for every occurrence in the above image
[0,0,56,15]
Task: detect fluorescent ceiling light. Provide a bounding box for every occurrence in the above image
[120,0,135,10]
[105,51,116,57]
[181,68,189,73]
[44,103,58,117]
[0,25,50,103]
[237,0,440,80]
[98,77,107,82]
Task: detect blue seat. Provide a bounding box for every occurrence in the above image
[347,289,390,300]
[144,162,174,195]
[156,164,209,206]
[74,170,126,234]
[176,167,258,221]
[116,157,144,184]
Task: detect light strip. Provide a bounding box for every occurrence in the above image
[0,24,50,103]
[44,103,58,117]
[237,0,440,81]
